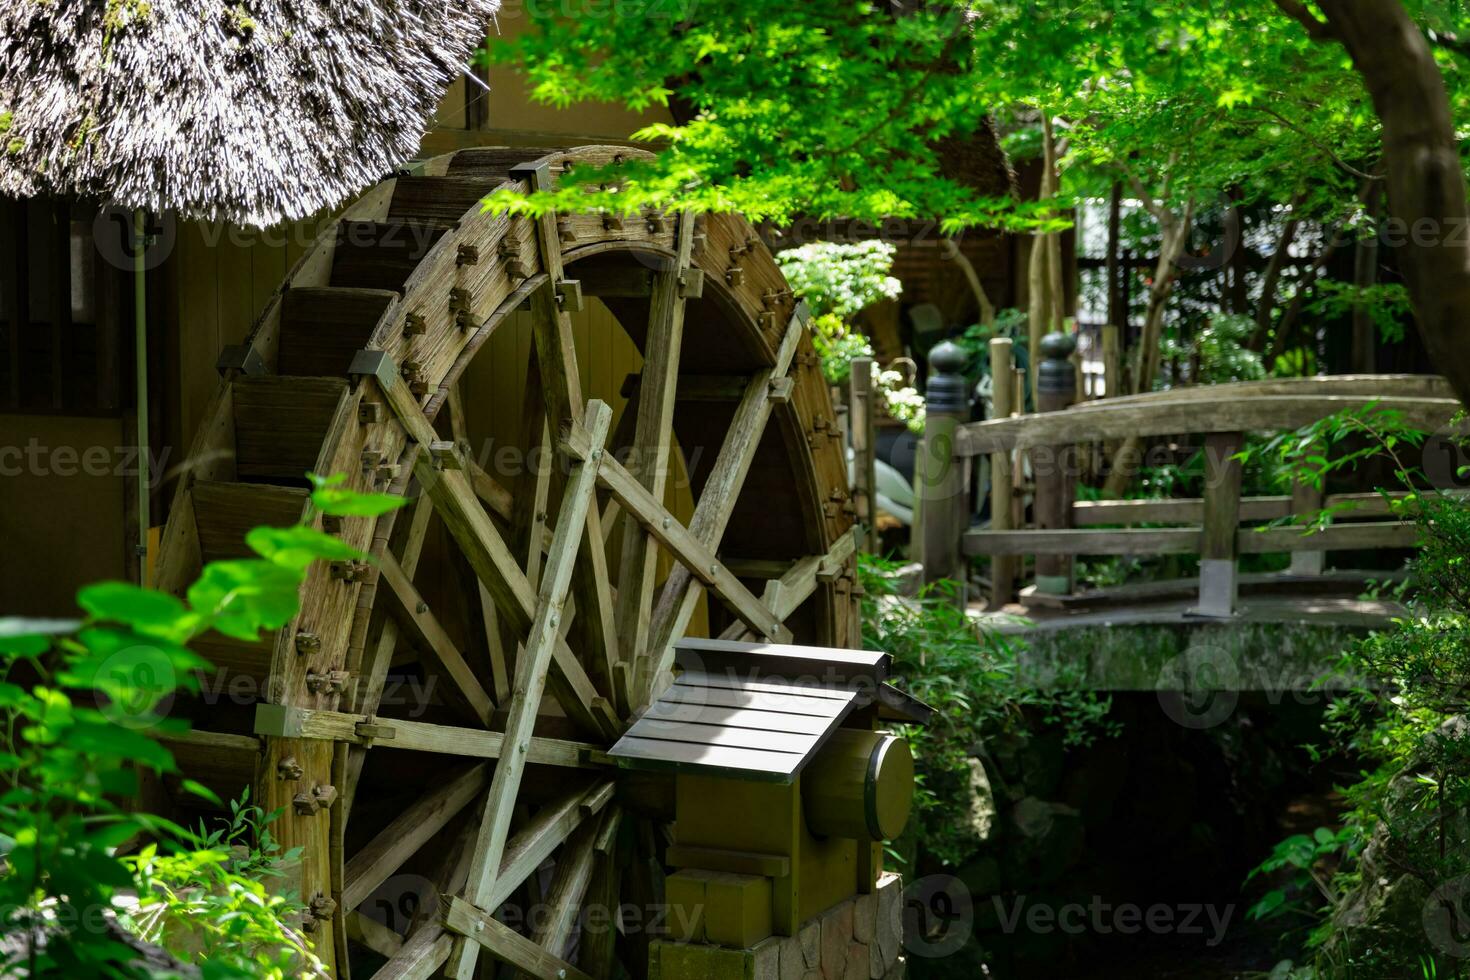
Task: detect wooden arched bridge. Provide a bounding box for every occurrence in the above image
[913,356,1463,639]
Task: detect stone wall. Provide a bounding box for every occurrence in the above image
[649,872,905,980]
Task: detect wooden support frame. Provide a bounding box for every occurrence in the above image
[359,353,611,741]
[377,550,496,725]
[254,704,606,769]
[590,443,791,643]
[640,308,808,704]
[615,209,697,716]
[1194,430,1244,618]
[447,399,612,980]
[518,163,625,718]
[343,762,487,911]
[443,896,593,980]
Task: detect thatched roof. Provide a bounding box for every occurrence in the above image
[0,0,499,227]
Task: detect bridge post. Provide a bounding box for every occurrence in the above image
[1033,332,1078,596]
[1289,472,1326,576]
[849,357,877,552]
[1195,430,1244,617]
[988,338,1017,608]
[917,340,970,603]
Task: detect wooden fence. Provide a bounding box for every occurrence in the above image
[915,341,1462,617]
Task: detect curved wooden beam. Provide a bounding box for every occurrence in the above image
[957,394,1462,455]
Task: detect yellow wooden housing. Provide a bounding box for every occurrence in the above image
[610,638,930,951]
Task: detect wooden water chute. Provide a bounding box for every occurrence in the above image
[145,145,865,979]
[610,638,930,953]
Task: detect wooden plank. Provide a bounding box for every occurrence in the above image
[253,704,604,769]
[957,395,1462,455]
[528,819,599,960]
[594,449,791,644]
[446,383,512,705]
[634,701,835,736]
[368,923,451,980]
[1196,431,1244,618]
[1238,521,1418,553]
[377,550,495,725]
[368,363,606,738]
[641,310,807,703]
[1099,373,1453,405]
[1073,496,1290,525]
[623,715,826,754]
[442,896,593,980]
[345,492,433,817]
[989,337,1017,608]
[609,736,805,781]
[343,763,487,910]
[518,166,623,721]
[615,210,696,709]
[719,529,858,639]
[1072,490,1462,526]
[665,843,791,878]
[675,671,855,702]
[447,399,611,980]
[490,781,614,913]
[964,527,1201,556]
[656,683,849,717]
[673,637,887,684]
[963,520,1417,556]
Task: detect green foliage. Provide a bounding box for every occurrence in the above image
[776,242,900,389]
[481,0,1402,243]
[858,556,1116,866]
[775,241,901,321]
[0,473,401,977]
[1162,312,1266,385]
[1304,280,1413,345]
[809,313,874,387]
[1240,409,1470,975]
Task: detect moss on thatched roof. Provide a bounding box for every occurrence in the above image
[0,0,499,227]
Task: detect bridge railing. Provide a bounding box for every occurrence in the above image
[915,341,1461,617]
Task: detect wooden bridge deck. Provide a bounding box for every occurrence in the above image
[972,569,1406,635]
[977,592,1404,636]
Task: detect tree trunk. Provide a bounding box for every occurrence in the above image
[1103,201,1193,497]
[1308,0,1470,406]
[1252,194,1304,347]
[1352,180,1385,372]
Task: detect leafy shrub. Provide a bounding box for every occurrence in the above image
[0,472,402,978]
[858,556,1116,866]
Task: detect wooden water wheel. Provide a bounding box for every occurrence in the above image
[149,146,859,979]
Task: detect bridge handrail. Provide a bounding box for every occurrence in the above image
[956,392,1461,456]
[914,347,1462,618]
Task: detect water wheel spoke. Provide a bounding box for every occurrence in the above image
[342,762,488,912]
[528,817,601,959]
[448,383,514,703]
[447,400,612,980]
[520,169,623,718]
[368,924,452,980]
[254,705,603,767]
[614,211,696,713]
[595,446,790,645]
[639,309,809,703]
[377,551,496,725]
[443,895,593,980]
[362,357,607,739]
[576,804,624,976]
[717,529,857,641]
[344,491,435,818]
[346,911,404,959]
[492,781,615,913]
